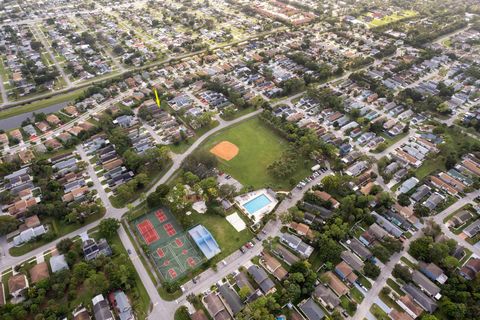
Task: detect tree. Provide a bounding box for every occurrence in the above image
[392,264,412,282]
[218,184,236,199]
[363,261,381,279]
[371,244,391,263]
[397,193,411,207]
[0,215,18,235]
[238,286,251,301]
[85,272,109,294]
[56,238,74,254]
[381,237,403,253]
[315,236,343,265]
[236,295,279,320]
[98,218,120,239]
[156,184,170,197]
[408,236,433,261]
[147,191,163,208]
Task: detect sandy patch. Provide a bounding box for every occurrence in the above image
[209,141,239,161]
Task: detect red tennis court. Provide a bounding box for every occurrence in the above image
[156,248,165,258]
[175,238,183,247]
[155,210,167,223]
[137,220,160,244]
[187,257,196,267]
[168,268,177,279]
[164,223,177,236]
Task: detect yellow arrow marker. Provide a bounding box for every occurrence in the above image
[154,88,161,107]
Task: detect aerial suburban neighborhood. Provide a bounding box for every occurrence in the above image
[0,0,480,320]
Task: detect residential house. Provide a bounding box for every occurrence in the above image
[204,292,232,320]
[449,210,473,228]
[190,310,209,320]
[313,284,340,310]
[234,271,254,293]
[389,309,414,320]
[81,234,112,261]
[109,290,134,320]
[50,254,69,273]
[13,225,47,246]
[397,295,423,319]
[261,252,288,280]
[8,274,28,300]
[419,262,448,284]
[402,284,438,313]
[289,222,311,237]
[272,244,300,266]
[372,212,403,238]
[334,261,357,284]
[29,262,50,284]
[411,185,431,202]
[346,238,373,260]
[280,233,313,258]
[218,284,244,315]
[411,270,441,298]
[423,193,444,211]
[313,191,340,208]
[459,258,480,280]
[72,307,91,320]
[324,271,349,296]
[399,177,419,194]
[463,219,480,238]
[92,294,114,320]
[247,265,276,294]
[299,298,325,320]
[340,251,364,272]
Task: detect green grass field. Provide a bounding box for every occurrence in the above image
[367,10,418,28]
[198,117,312,190]
[185,211,253,264]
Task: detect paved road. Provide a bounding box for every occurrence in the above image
[30,25,72,88]
[0,108,263,268]
[432,190,480,256]
[353,190,480,320]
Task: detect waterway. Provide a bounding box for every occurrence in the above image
[0,101,70,131]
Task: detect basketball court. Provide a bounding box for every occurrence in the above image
[133,208,204,281]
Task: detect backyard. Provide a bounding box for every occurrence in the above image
[197,117,312,190]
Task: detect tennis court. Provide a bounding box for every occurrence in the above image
[133,208,204,281]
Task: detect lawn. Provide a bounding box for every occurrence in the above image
[174,307,191,320]
[9,210,105,256]
[415,127,480,179]
[168,121,220,154]
[387,278,404,296]
[197,117,312,190]
[185,211,253,264]
[368,10,418,28]
[0,88,87,120]
[350,287,364,303]
[370,303,389,320]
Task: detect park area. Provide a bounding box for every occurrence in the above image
[133,208,204,281]
[199,117,311,190]
[367,10,418,28]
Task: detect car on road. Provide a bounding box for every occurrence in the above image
[127,249,132,255]
[245,242,254,249]
[240,247,246,253]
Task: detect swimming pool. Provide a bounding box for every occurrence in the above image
[243,194,272,214]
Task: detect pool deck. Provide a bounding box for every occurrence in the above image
[234,188,278,223]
